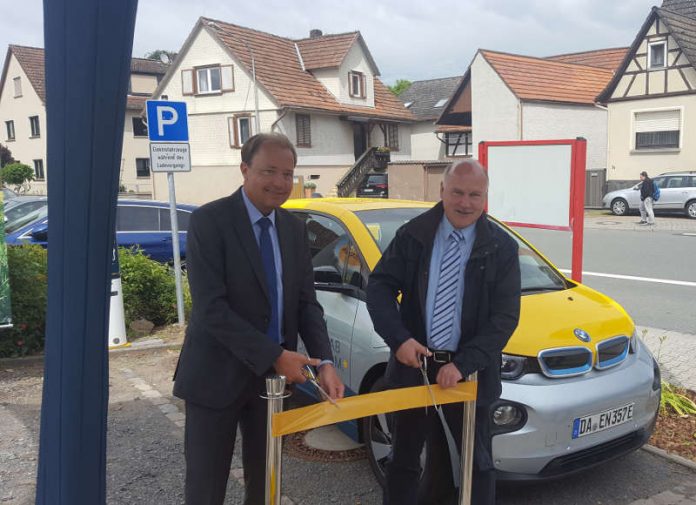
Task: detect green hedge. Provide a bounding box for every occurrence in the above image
[0,245,190,358]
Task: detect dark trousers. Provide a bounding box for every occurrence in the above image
[383,379,495,505]
[184,378,268,505]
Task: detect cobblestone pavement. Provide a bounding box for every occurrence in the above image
[639,326,696,391]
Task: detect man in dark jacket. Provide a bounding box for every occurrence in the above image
[366,160,521,505]
[639,171,655,225]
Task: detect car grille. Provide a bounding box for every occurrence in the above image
[595,335,630,370]
[539,429,649,478]
[538,347,593,378]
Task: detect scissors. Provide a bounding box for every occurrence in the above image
[302,364,340,409]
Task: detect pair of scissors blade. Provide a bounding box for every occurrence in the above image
[302,365,340,409]
[420,355,439,410]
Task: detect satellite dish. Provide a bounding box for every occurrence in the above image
[159,53,171,65]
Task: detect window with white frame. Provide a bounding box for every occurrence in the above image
[29,116,40,137]
[446,132,472,157]
[648,41,667,69]
[634,109,680,150]
[136,158,150,178]
[197,66,222,94]
[228,115,254,147]
[386,124,399,151]
[349,71,365,98]
[13,77,22,97]
[5,120,15,141]
[33,159,45,180]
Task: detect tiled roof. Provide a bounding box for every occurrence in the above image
[434,125,472,133]
[545,47,629,71]
[480,50,615,105]
[659,7,696,67]
[398,76,462,120]
[296,32,358,70]
[201,18,414,121]
[661,0,696,19]
[126,95,148,111]
[8,45,46,102]
[4,45,167,105]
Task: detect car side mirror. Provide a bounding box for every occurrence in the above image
[314,265,342,284]
[30,224,48,242]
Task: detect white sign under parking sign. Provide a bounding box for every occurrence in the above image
[150,143,191,173]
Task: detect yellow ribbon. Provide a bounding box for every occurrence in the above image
[272,381,477,437]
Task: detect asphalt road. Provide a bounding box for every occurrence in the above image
[512,226,696,334]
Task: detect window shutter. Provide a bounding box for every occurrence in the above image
[296,114,311,147]
[635,110,680,132]
[228,117,238,148]
[182,69,194,95]
[221,65,234,92]
[361,74,366,98]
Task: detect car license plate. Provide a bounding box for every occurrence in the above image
[572,403,634,439]
[363,188,374,192]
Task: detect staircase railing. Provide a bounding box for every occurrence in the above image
[336,147,380,197]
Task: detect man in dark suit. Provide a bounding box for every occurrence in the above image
[174,133,344,505]
[366,160,521,505]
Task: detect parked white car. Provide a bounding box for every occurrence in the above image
[603,172,696,218]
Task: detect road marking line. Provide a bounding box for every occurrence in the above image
[559,269,696,287]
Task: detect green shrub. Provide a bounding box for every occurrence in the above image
[0,245,48,357]
[119,247,191,328]
[0,162,34,193]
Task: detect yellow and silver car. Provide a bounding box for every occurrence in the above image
[285,198,660,484]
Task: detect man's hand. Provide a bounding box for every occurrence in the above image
[273,350,319,384]
[436,363,463,389]
[318,364,345,400]
[395,338,431,368]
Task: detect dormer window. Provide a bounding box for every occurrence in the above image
[649,41,666,69]
[349,71,366,98]
[434,99,447,108]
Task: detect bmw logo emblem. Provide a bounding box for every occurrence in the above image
[574,329,591,342]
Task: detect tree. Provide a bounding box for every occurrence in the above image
[0,163,34,194]
[144,49,177,64]
[388,79,412,96]
[0,143,15,168]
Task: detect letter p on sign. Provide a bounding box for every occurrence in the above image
[146,100,189,142]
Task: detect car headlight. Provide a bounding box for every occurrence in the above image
[500,354,527,380]
[490,401,527,435]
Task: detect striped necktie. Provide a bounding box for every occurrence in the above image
[430,229,464,350]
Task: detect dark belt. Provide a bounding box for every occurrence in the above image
[428,349,454,364]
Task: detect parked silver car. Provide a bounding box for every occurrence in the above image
[603,172,696,218]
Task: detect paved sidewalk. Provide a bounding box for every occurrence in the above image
[639,325,696,391]
[584,212,696,232]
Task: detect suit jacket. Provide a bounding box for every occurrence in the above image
[366,204,521,404]
[173,189,333,409]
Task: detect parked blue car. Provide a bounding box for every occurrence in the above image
[5,199,198,264]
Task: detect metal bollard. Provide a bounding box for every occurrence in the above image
[264,375,288,505]
[458,372,478,505]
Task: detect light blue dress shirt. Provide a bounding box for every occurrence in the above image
[425,216,476,351]
[241,188,284,343]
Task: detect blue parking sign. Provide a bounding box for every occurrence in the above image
[146,100,189,142]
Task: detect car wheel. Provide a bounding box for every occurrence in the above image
[686,200,696,219]
[611,198,629,216]
[362,376,439,502]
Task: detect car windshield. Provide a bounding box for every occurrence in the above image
[5,206,48,234]
[354,208,568,293]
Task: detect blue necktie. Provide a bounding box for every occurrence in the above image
[430,230,464,350]
[258,217,280,343]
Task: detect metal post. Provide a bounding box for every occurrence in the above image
[458,372,478,505]
[167,172,185,325]
[265,375,286,505]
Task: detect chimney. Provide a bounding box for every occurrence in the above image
[309,29,323,38]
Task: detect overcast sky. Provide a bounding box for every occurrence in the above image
[2,0,659,84]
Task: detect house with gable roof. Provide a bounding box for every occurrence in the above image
[436,48,627,183]
[397,76,463,160]
[149,18,416,204]
[0,45,167,196]
[597,0,696,189]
